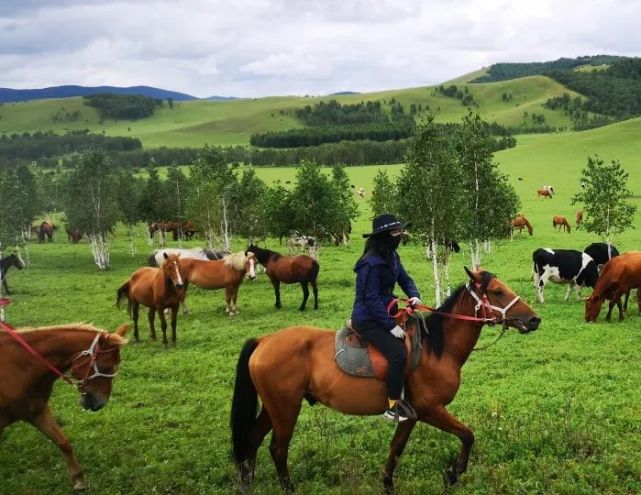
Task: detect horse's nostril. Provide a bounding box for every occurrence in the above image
[527,316,541,330]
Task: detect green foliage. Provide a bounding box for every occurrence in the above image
[369,169,397,218]
[227,168,267,242]
[64,151,121,236]
[571,155,637,241]
[115,168,143,226]
[83,93,163,121]
[260,181,295,241]
[0,165,38,247]
[163,166,190,222]
[295,99,389,126]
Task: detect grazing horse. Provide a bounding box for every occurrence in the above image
[0,252,26,294]
[38,221,56,243]
[116,253,186,345]
[511,214,533,236]
[537,189,553,199]
[585,251,641,322]
[552,215,571,233]
[230,268,540,491]
[576,209,584,228]
[180,252,257,315]
[246,244,319,310]
[357,187,365,198]
[148,247,227,267]
[65,226,84,243]
[0,322,129,491]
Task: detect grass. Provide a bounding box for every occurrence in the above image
[1,129,641,494]
[0,75,579,148]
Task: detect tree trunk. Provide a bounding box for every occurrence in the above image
[429,239,442,307]
[88,233,110,270]
[222,198,230,252]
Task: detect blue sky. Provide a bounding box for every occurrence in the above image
[1,0,639,97]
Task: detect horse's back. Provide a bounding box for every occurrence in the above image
[183,258,230,288]
[271,255,318,283]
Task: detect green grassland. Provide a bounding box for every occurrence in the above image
[1,117,641,494]
[0,75,578,148]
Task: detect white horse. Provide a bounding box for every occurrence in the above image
[148,247,226,268]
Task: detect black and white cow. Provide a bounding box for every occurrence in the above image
[583,242,619,271]
[532,248,599,303]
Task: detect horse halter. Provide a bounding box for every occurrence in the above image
[465,282,521,328]
[70,333,119,392]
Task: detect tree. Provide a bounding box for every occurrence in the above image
[330,165,358,245]
[369,169,397,217]
[456,112,520,267]
[227,168,267,243]
[397,117,465,305]
[64,150,120,270]
[0,165,39,248]
[115,168,144,256]
[572,155,637,250]
[261,181,295,243]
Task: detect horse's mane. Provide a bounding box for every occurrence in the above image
[249,245,281,264]
[224,251,249,271]
[16,323,127,345]
[424,271,495,357]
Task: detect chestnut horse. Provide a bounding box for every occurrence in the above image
[38,221,56,243]
[537,189,553,199]
[180,251,256,315]
[230,268,540,491]
[585,251,641,322]
[511,214,533,236]
[552,215,571,233]
[66,226,84,243]
[0,321,129,491]
[576,209,584,228]
[116,252,186,345]
[246,244,319,310]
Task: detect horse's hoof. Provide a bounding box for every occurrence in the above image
[443,468,458,486]
[383,476,394,494]
[73,478,88,491]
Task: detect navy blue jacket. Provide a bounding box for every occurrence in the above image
[351,251,420,331]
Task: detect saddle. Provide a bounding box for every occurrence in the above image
[335,314,424,381]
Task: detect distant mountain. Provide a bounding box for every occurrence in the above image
[203,95,239,101]
[0,85,197,103]
[330,91,360,95]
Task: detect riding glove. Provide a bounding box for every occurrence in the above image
[408,297,422,307]
[390,325,406,339]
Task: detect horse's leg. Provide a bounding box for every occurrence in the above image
[225,286,234,315]
[30,406,86,491]
[232,285,239,314]
[268,403,301,492]
[617,297,625,321]
[240,407,274,485]
[299,282,309,311]
[421,405,474,486]
[272,279,282,309]
[132,302,141,342]
[148,307,157,341]
[311,280,318,310]
[383,420,416,494]
[2,277,10,295]
[623,290,631,312]
[170,305,178,345]
[182,300,190,315]
[158,306,169,346]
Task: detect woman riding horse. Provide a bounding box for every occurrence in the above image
[351,213,422,422]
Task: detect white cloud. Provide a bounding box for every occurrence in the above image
[0,0,639,97]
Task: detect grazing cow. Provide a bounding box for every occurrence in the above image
[357,187,365,198]
[575,209,584,228]
[543,185,555,195]
[537,188,553,199]
[585,251,641,322]
[584,242,619,271]
[286,232,317,257]
[552,215,571,233]
[532,248,599,303]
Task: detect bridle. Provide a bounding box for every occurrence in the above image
[0,304,119,393]
[464,281,521,329]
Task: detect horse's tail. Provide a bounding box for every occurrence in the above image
[116,281,132,315]
[310,259,320,283]
[231,338,260,466]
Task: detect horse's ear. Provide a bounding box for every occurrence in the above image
[163,252,169,259]
[115,324,130,338]
[464,266,479,281]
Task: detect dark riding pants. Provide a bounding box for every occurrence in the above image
[353,321,406,400]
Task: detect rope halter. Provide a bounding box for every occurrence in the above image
[465,282,521,328]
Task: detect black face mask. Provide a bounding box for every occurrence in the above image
[380,233,401,252]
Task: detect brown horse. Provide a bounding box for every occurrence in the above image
[37,221,56,243]
[0,322,129,491]
[246,244,319,310]
[66,226,84,243]
[576,209,584,228]
[180,251,257,315]
[552,215,571,233]
[537,189,553,199]
[230,268,540,491]
[511,214,533,236]
[116,252,186,345]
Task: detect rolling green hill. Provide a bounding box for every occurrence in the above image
[0,75,582,148]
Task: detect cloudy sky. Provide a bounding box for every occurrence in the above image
[1,0,640,98]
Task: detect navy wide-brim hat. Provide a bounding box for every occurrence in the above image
[363,213,411,238]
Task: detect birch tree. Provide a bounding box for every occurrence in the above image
[572,155,637,254]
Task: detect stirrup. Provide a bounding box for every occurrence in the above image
[382,400,416,422]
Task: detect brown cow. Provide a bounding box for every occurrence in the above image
[585,251,641,322]
[552,215,571,233]
[537,188,553,199]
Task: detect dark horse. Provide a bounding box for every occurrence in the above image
[246,243,319,310]
[230,268,540,491]
[0,322,129,491]
[1,252,26,294]
[38,221,56,243]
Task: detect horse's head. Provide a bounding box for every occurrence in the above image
[465,267,541,333]
[10,252,25,270]
[244,251,257,281]
[162,252,184,290]
[584,294,604,322]
[72,325,129,411]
